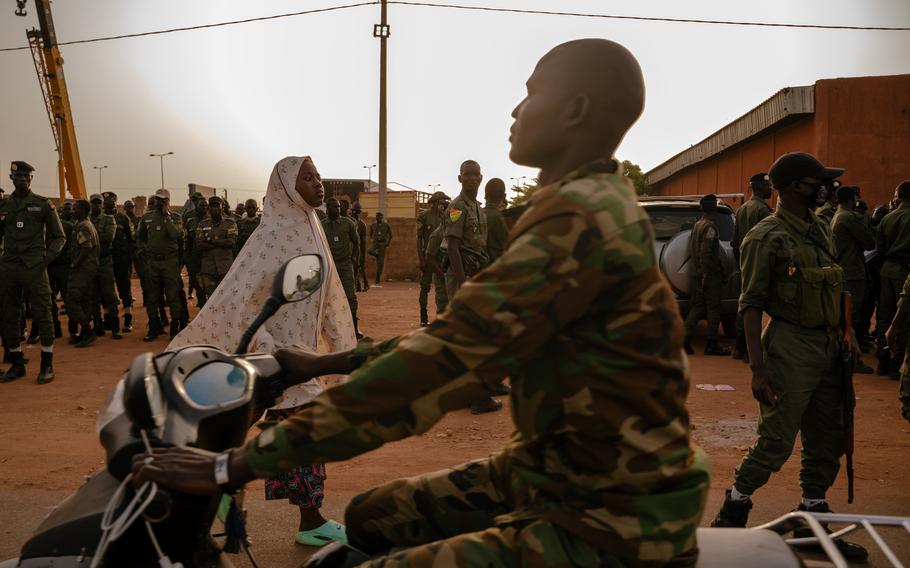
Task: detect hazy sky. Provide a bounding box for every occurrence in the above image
[1,0,908,203]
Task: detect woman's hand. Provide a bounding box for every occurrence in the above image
[131,447,254,494]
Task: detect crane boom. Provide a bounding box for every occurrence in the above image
[17,0,87,201]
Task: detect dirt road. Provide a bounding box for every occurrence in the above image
[1,280,907,566]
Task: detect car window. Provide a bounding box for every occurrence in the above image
[645,206,734,241]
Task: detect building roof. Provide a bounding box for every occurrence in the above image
[646,85,815,185]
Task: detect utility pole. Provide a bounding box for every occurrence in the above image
[149,151,174,189]
[374,0,390,215]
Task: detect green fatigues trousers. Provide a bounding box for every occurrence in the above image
[345,454,623,567]
[336,262,358,320]
[47,263,69,326]
[132,252,147,305]
[684,276,723,341]
[66,265,97,326]
[186,256,205,302]
[844,279,865,334]
[373,246,388,283]
[199,272,226,299]
[112,252,133,308]
[94,257,119,320]
[734,320,844,499]
[878,275,910,362]
[418,267,447,320]
[0,261,54,348]
[144,256,182,327]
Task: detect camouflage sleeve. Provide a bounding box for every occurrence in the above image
[243,212,614,475]
[738,232,775,314]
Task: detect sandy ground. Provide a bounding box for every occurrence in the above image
[0,279,908,566]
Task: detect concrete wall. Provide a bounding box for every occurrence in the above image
[650,75,910,210]
[361,216,419,282]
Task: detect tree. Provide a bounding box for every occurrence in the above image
[621,160,650,196]
[508,180,539,206]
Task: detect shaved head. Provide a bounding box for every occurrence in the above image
[510,39,645,185]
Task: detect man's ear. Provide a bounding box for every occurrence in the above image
[566,93,592,128]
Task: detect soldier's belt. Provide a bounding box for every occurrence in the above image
[771,317,837,333]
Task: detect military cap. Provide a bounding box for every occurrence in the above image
[191,191,205,200]
[155,188,171,200]
[102,191,117,201]
[124,200,135,207]
[749,173,770,186]
[429,191,448,203]
[89,193,103,203]
[208,195,223,206]
[10,161,34,174]
[769,152,843,189]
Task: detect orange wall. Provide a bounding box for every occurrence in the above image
[651,75,910,210]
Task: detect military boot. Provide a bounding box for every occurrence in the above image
[876,343,891,376]
[710,490,752,528]
[67,320,79,339]
[0,351,27,383]
[94,316,106,337]
[110,315,123,340]
[75,325,96,348]
[169,320,180,339]
[704,340,731,356]
[683,336,694,355]
[37,352,54,384]
[53,319,63,339]
[470,397,503,414]
[144,318,164,342]
[353,318,364,340]
[26,326,40,345]
[792,502,868,561]
[159,308,169,328]
[419,308,429,327]
[122,313,133,333]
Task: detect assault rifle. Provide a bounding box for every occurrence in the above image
[841,291,856,503]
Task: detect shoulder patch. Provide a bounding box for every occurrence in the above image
[449,208,462,222]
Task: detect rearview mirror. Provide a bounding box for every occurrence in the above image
[276,254,324,303]
[123,353,165,431]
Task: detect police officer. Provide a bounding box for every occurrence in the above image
[183,196,210,307]
[0,161,66,384]
[874,180,910,378]
[103,192,136,332]
[235,198,261,255]
[67,200,100,348]
[684,194,731,356]
[483,178,509,262]
[731,173,773,361]
[442,160,503,413]
[48,200,74,339]
[832,185,876,373]
[321,197,363,338]
[711,152,867,560]
[368,212,392,286]
[137,189,184,341]
[416,191,448,326]
[351,202,369,292]
[90,193,122,339]
[195,196,237,302]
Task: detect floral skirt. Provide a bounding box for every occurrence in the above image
[263,407,326,509]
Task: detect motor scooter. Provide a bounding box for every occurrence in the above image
[2,253,907,567]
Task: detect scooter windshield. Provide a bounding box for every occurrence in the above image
[182,362,248,407]
[95,378,126,433]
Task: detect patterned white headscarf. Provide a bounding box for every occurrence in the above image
[167,156,357,408]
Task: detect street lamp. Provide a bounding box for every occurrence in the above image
[509,176,528,191]
[429,183,441,193]
[92,165,108,192]
[149,151,174,189]
[363,164,376,187]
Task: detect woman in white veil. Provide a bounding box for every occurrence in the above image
[168,155,356,546]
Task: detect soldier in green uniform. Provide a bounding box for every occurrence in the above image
[831,184,876,373]
[89,194,122,339]
[195,196,237,302]
[66,200,100,348]
[483,178,509,262]
[134,40,710,567]
[137,189,184,341]
[368,212,392,286]
[731,173,773,361]
[711,152,867,560]
[48,201,74,339]
[321,197,363,338]
[442,160,488,300]
[103,192,136,332]
[235,198,261,255]
[123,199,147,310]
[416,191,448,326]
[351,202,369,292]
[683,194,730,356]
[0,161,66,384]
[874,180,910,378]
[183,197,210,307]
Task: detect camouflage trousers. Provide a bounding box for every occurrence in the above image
[684,276,723,341]
[345,455,627,567]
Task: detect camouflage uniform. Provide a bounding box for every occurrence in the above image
[732,207,847,499]
[416,208,444,323]
[831,206,875,334]
[875,202,910,373]
[90,210,120,333]
[65,219,100,329]
[196,216,237,299]
[441,192,488,300]
[684,216,726,344]
[244,159,709,567]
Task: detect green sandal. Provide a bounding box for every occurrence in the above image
[295,520,348,547]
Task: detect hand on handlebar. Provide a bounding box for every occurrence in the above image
[274,347,328,388]
[131,447,254,495]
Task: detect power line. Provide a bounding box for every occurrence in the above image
[1,1,906,53]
